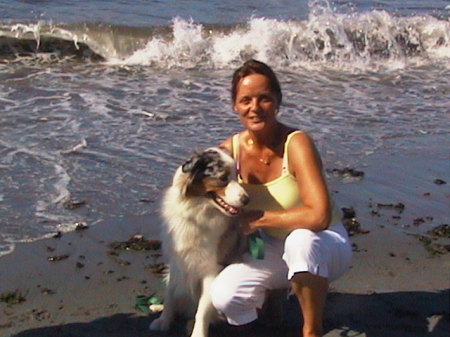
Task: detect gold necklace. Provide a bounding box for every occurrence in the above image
[247,138,273,165]
[258,157,271,165]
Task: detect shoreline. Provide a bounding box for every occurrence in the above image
[1,134,449,337]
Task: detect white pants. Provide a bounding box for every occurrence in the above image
[210,223,352,326]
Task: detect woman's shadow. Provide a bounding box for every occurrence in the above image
[11,289,449,337]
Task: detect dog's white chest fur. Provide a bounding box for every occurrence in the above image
[163,186,231,277]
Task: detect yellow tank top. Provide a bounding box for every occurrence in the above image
[232,131,341,239]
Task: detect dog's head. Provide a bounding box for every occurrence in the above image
[174,147,249,216]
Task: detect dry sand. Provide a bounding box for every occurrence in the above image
[1,134,449,337]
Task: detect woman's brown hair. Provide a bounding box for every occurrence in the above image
[231,59,282,105]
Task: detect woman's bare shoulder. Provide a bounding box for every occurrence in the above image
[288,131,322,167]
[219,136,233,152]
[289,130,313,145]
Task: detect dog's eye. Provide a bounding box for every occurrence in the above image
[213,174,228,187]
[204,166,216,176]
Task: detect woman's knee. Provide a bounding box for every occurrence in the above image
[283,229,328,277]
[210,275,236,312]
[285,229,323,255]
[210,267,266,318]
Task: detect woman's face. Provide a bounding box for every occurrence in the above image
[233,73,279,132]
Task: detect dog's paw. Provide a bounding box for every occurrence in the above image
[149,317,170,331]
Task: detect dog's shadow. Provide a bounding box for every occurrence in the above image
[11,289,449,337]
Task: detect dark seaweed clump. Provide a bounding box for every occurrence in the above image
[428,224,450,238]
[0,290,26,305]
[109,235,162,252]
[375,202,405,214]
[418,224,450,256]
[327,167,365,179]
[341,207,369,236]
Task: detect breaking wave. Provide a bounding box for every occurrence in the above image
[1,9,449,71]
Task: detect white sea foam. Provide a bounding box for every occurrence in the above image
[114,12,450,71]
[120,17,209,67]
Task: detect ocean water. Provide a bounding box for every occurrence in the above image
[0,0,449,256]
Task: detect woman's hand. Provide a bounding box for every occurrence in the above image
[240,210,264,235]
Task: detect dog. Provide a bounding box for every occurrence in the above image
[149,147,249,337]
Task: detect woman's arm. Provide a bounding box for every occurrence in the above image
[243,132,331,233]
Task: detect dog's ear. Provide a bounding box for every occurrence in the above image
[180,151,205,196]
[181,152,202,173]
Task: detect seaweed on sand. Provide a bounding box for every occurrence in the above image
[342,207,370,236]
[108,235,162,252]
[0,290,26,305]
[417,224,450,256]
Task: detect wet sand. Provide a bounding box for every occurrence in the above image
[1,134,449,337]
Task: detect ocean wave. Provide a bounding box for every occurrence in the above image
[1,10,449,71]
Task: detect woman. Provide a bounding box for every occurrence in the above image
[211,59,352,337]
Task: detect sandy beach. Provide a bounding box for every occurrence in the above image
[1,134,449,337]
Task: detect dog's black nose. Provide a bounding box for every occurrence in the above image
[240,194,250,206]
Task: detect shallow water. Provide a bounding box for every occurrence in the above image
[0,0,449,256]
